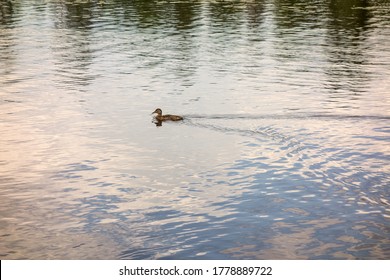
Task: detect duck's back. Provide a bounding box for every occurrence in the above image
[162,114,183,121]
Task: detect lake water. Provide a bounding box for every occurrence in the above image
[0,0,389,259]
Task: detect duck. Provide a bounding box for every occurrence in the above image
[152,108,183,122]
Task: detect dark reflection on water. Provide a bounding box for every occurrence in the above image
[0,0,389,259]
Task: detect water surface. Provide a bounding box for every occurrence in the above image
[0,0,389,259]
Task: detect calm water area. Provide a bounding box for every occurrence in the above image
[0,0,389,259]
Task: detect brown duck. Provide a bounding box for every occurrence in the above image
[152,108,183,122]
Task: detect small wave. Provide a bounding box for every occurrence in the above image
[2,99,23,104]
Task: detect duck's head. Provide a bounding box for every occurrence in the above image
[152,108,162,115]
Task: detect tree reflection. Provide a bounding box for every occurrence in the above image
[50,1,96,92]
[0,0,18,84]
[208,0,245,25]
[273,0,327,30]
[245,0,266,30]
[171,1,199,30]
[52,0,95,29]
[0,0,15,26]
[324,0,372,98]
[1,0,382,99]
[329,0,370,32]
